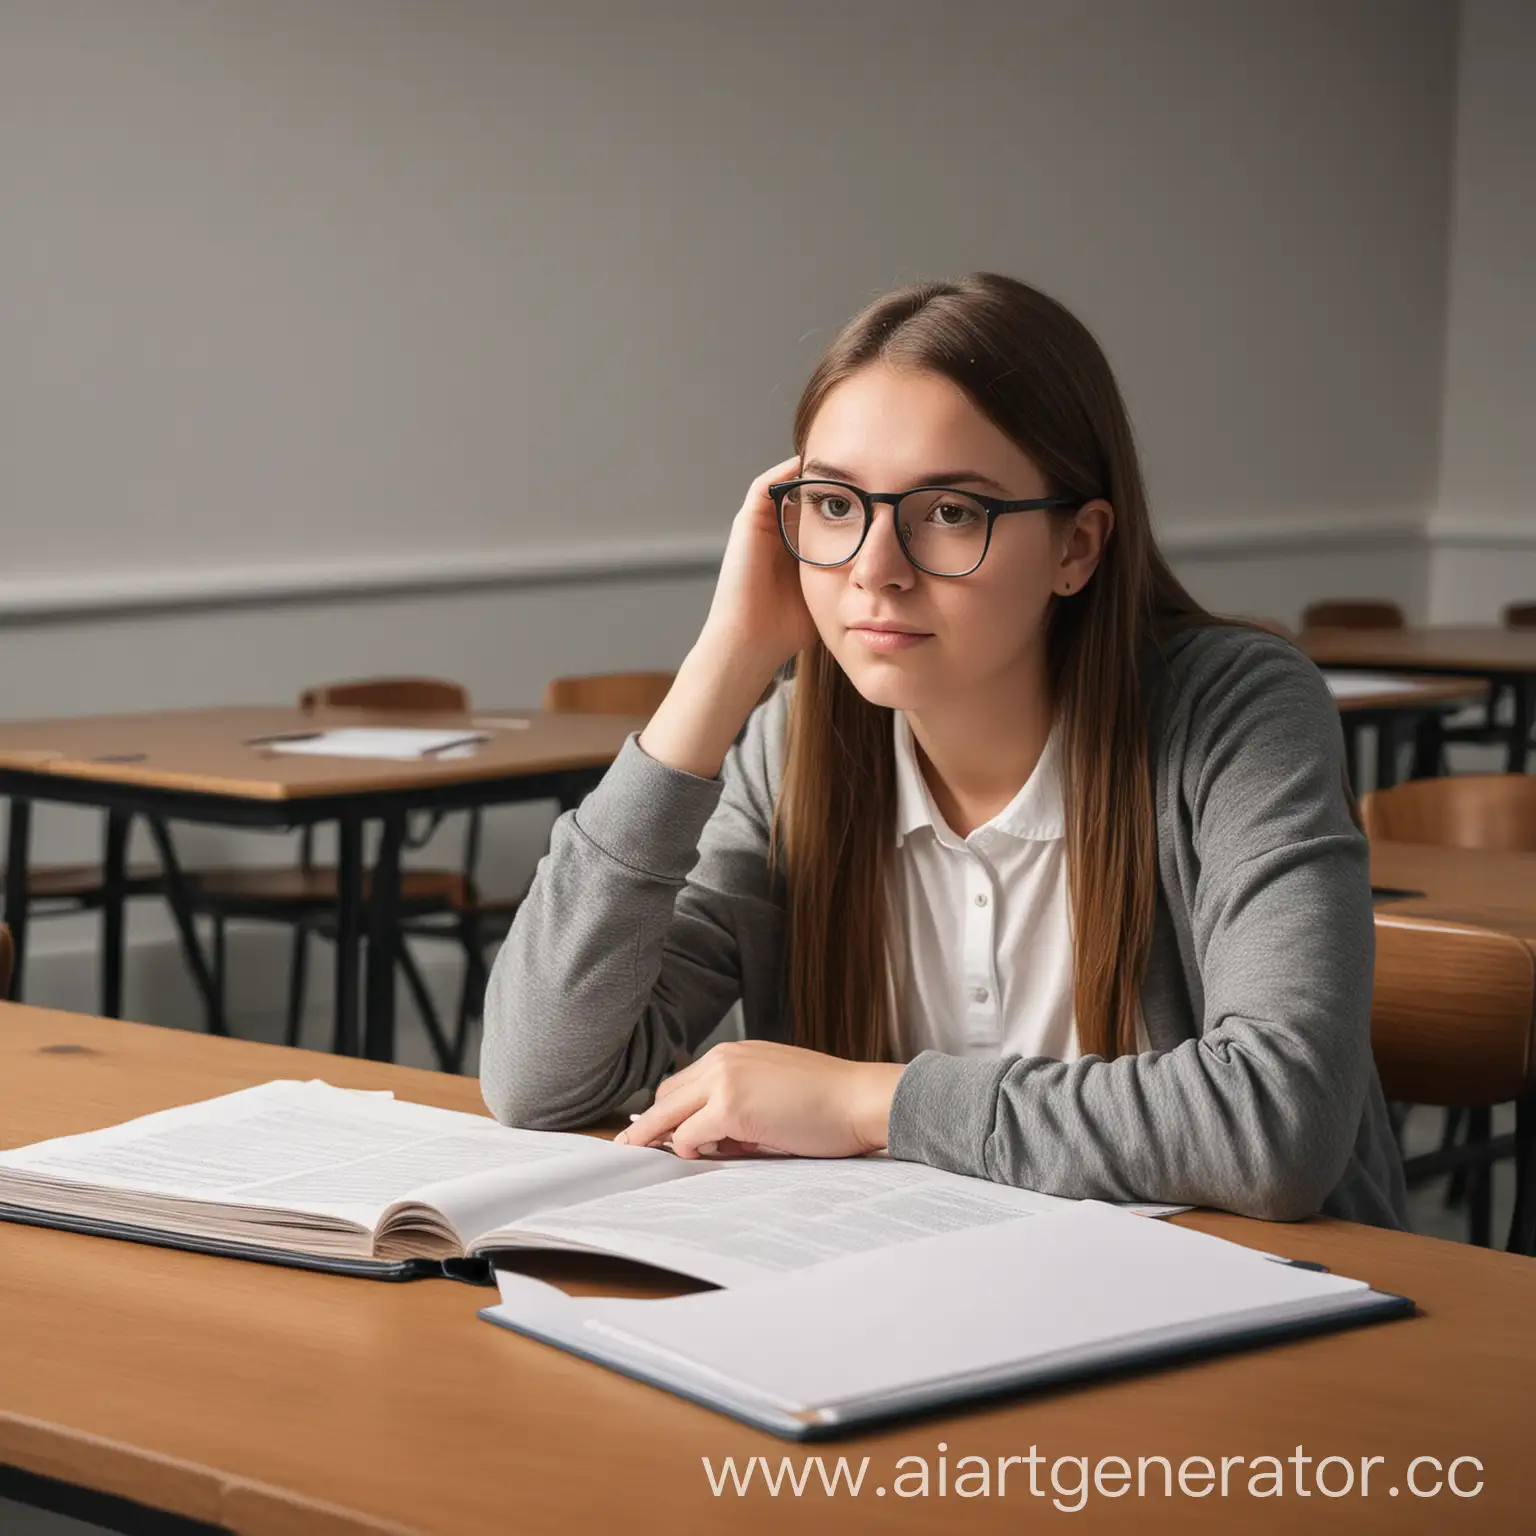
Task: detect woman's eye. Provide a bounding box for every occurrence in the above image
[928,500,980,528]
[812,494,856,521]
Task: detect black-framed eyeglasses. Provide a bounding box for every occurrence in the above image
[768,478,1080,578]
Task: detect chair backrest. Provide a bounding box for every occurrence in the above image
[300,677,470,713]
[1372,916,1535,1106]
[541,672,675,717]
[1361,774,1536,853]
[1505,602,1536,630]
[0,923,12,1000]
[1301,600,1406,631]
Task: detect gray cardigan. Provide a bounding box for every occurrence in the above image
[480,626,1408,1229]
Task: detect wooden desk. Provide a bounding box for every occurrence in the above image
[0,706,642,1060]
[1372,840,1536,946]
[3,1006,1535,1534]
[1305,628,1536,772]
[1326,673,1490,789]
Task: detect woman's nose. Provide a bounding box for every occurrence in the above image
[849,506,915,591]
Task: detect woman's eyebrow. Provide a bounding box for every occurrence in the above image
[801,459,1012,496]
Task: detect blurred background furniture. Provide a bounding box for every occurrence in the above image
[181,678,498,1072]
[1365,774,1536,1247]
[424,669,677,1072]
[1302,599,1406,631]
[1370,914,1535,1254]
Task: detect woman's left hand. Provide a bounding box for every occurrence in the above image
[614,1041,905,1160]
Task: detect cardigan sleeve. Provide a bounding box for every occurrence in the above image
[478,691,786,1131]
[885,633,1376,1221]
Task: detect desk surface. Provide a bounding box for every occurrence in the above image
[1325,674,1489,713]
[0,706,643,801]
[1371,840,1536,945]
[1304,626,1536,676]
[3,1007,1534,1534]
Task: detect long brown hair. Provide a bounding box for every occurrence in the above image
[775,272,1222,1063]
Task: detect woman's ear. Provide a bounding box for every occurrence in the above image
[1055,499,1114,595]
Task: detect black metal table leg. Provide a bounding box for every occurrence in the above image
[333,815,364,1057]
[1409,710,1445,781]
[100,810,131,1018]
[1375,718,1402,791]
[1339,719,1362,796]
[1509,675,1532,774]
[364,812,405,1063]
[144,817,227,1035]
[4,797,33,1000]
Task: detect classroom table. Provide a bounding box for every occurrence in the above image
[1325,672,1490,788]
[1304,627,1536,772]
[0,705,643,1062]
[1370,839,1536,946]
[2,1005,1534,1535]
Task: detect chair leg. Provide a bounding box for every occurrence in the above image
[395,938,456,1073]
[211,915,228,1033]
[1510,1089,1536,1256]
[1465,1106,1493,1247]
[284,925,311,1049]
[1442,1108,1468,1207]
[450,916,486,1075]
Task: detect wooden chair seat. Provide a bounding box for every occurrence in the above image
[190,866,474,912]
[2,864,163,903]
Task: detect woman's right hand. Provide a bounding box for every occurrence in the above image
[639,456,818,780]
[698,455,820,677]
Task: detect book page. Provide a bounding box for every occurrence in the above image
[483,1156,1075,1286]
[0,1081,672,1235]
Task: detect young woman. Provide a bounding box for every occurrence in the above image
[480,272,1407,1228]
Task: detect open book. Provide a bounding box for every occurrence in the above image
[482,1202,1414,1439]
[0,1079,1134,1284]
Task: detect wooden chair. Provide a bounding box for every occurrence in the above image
[1365,774,1536,1241]
[0,853,165,1000]
[540,671,676,715]
[1505,603,1536,630]
[1301,600,1406,631]
[0,923,12,1000]
[440,671,677,1070]
[1372,916,1535,1253]
[1361,775,1536,853]
[183,678,495,1068]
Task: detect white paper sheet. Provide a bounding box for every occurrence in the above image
[548,1202,1375,1419]
[257,728,489,760]
[1322,671,1471,701]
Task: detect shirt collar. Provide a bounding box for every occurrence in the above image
[893,710,1065,847]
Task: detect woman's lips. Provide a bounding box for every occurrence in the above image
[847,626,932,652]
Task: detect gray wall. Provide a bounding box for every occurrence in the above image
[1432,0,1536,619]
[0,0,1480,1040]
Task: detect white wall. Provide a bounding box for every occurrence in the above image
[0,0,1465,1040]
[1431,0,1536,621]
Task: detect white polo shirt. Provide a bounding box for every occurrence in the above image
[890,710,1142,1062]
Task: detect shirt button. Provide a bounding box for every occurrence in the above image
[970,986,990,1004]
[974,892,989,907]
